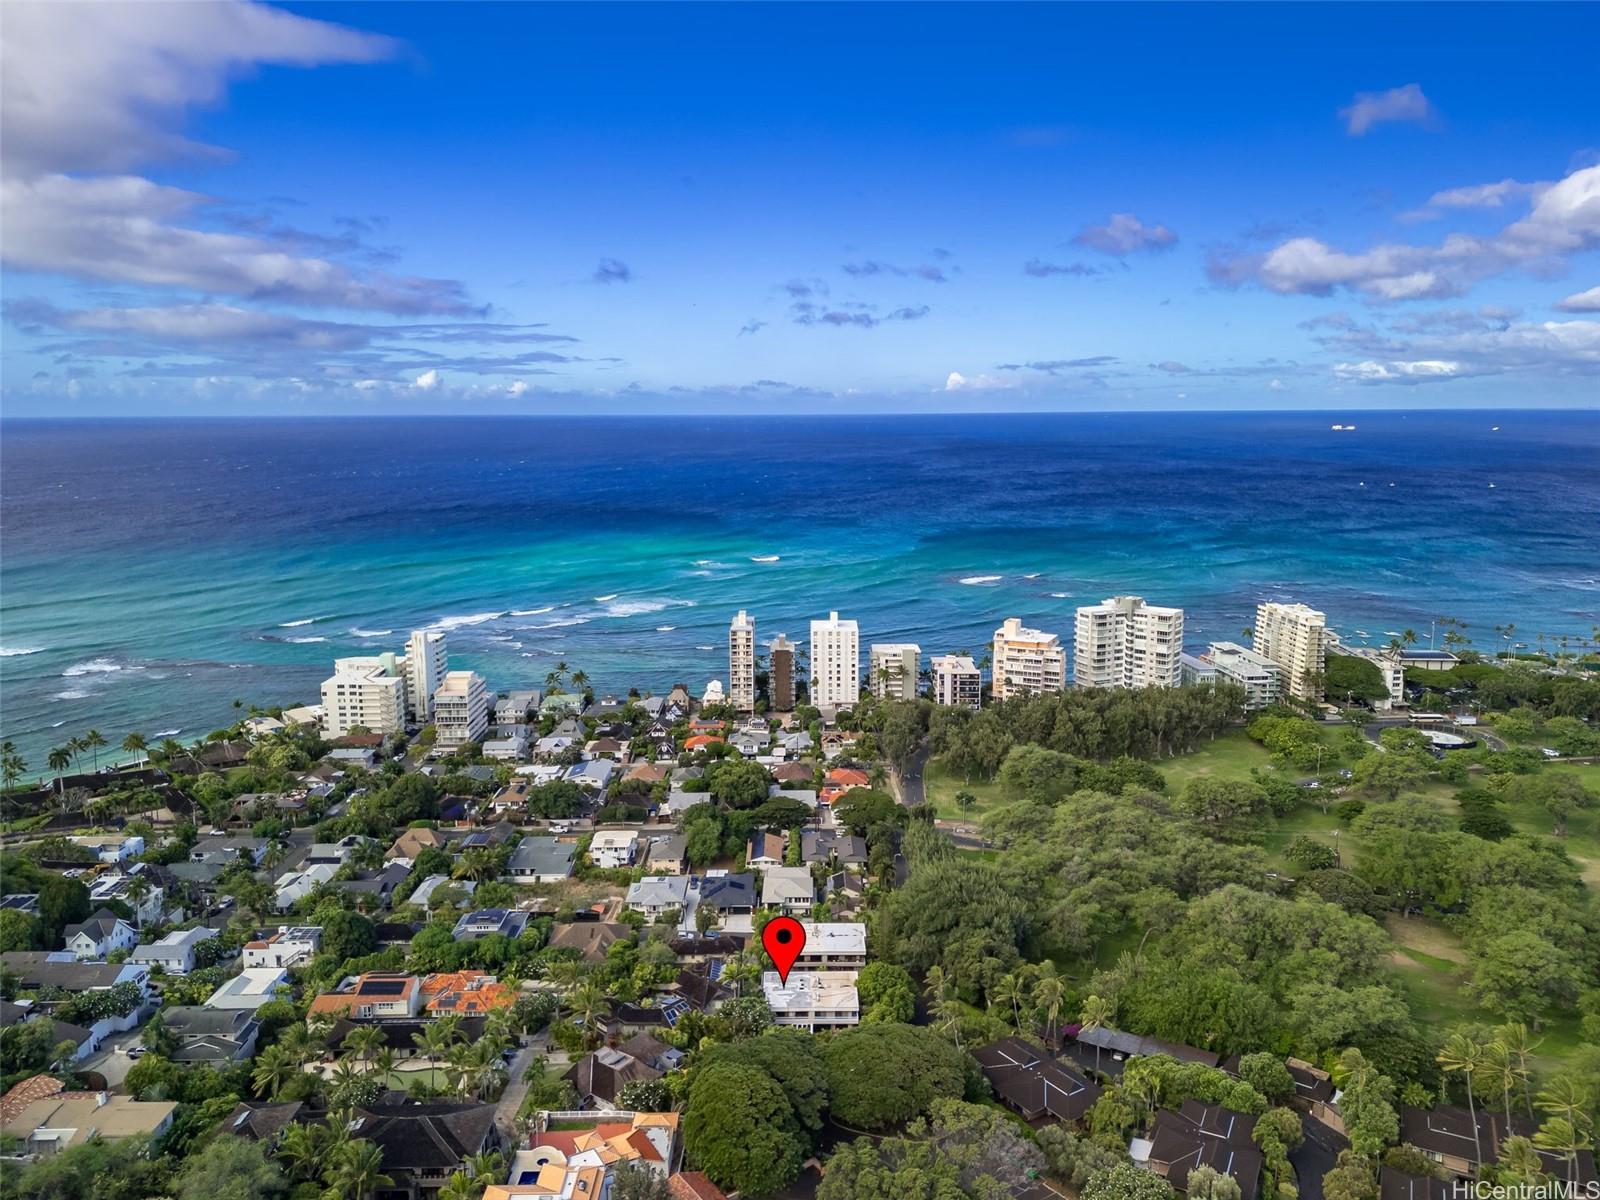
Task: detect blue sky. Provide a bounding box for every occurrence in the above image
[2,1,1597,414]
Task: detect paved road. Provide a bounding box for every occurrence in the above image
[494,1041,541,1138]
[897,744,930,807]
[1290,1110,1348,1200]
[1361,717,1507,753]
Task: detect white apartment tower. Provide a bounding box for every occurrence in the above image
[809,612,860,709]
[405,630,448,722]
[868,643,921,701]
[1074,596,1185,689]
[320,656,408,737]
[432,670,490,748]
[991,617,1068,700]
[728,610,757,711]
[1253,601,1327,700]
[930,654,982,710]
[1201,642,1283,710]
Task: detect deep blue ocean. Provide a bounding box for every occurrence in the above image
[2,411,1596,771]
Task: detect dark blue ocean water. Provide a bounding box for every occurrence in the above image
[2,411,1596,769]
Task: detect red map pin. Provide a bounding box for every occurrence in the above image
[762,916,806,984]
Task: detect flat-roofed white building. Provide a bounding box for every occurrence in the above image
[1253,602,1327,700]
[405,630,448,721]
[433,670,489,747]
[1197,641,1282,710]
[868,643,920,701]
[992,617,1067,700]
[796,922,867,969]
[242,927,322,970]
[320,655,408,737]
[1336,642,1405,711]
[763,969,860,1031]
[809,611,860,709]
[1074,596,1184,689]
[930,653,982,709]
[729,610,757,711]
[589,830,640,869]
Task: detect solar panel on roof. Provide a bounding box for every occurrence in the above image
[361,979,406,996]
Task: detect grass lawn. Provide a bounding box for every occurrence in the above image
[924,757,1006,820]
[377,1066,449,1090]
[1260,803,1346,873]
[1157,730,1276,790]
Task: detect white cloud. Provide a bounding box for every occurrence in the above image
[1072,212,1178,256]
[1426,178,1547,210]
[1334,359,1462,383]
[944,371,1015,392]
[1340,84,1436,136]
[1555,285,1600,313]
[1,0,395,177]
[1215,163,1600,303]
[414,369,441,391]
[1268,378,1286,391]
[507,380,529,396]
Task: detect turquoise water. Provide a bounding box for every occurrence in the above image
[1,411,1596,770]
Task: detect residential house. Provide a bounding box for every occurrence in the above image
[162,1006,262,1065]
[506,837,576,884]
[206,967,291,1011]
[761,866,815,915]
[483,733,530,762]
[1400,1105,1598,1182]
[388,827,448,861]
[974,1038,1102,1123]
[218,1099,307,1143]
[769,761,814,785]
[800,829,867,867]
[565,759,616,792]
[306,972,423,1020]
[1,895,40,916]
[0,1079,176,1155]
[460,821,517,850]
[820,767,870,805]
[746,830,785,869]
[668,1172,728,1200]
[88,870,168,928]
[666,933,746,963]
[129,926,220,975]
[190,836,268,868]
[1141,1101,1263,1200]
[694,873,755,927]
[563,1045,662,1110]
[409,875,476,910]
[549,921,630,965]
[419,972,516,1016]
[242,926,322,970]
[344,1099,502,1200]
[762,969,859,1031]
[341,862,414,910]
[273,863,339,912]
[589,830,639,869]
[452,909,530,942]
[62,909,139,960]
[0,1004,100,1064]
[1379,1171,1452,1200]
[494,1111,680,1200]
[303,834,372,867]
[644,834,687,874]
[625,875,692,919]
[793,922,867,969]
[69,833,145,864]
[0,954,152,1040]
[1071,1026,1221,1071]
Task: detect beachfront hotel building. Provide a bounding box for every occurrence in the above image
[868,643,921,701]
[405,630,448,721]
[930,653,982,709]
[433,670,490,747]
[769,634,797,711]
[809,612,860,709]
[991,617,1068,700]
[728,610,757,711]
[319,656,408,737]
[1181,641,1282,710]
[1253,601,1326,700]
[1073,596,1185,689]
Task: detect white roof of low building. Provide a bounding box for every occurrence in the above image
[799,922,866,955]
[206,967,290,1009]
[762,969,858,1014]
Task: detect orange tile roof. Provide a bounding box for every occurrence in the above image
[827,768,870,787]
[422,972,516,1014]
[0,1075,65,1126]
[670,1172,728,1200]
[683,735,723,750]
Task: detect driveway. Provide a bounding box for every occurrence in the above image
[83,1027,147,1089]
[494,1041,541,1138]
[1290,1111,1348,1200]
[896,743,929,807]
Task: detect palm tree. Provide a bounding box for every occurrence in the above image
[277,1122,333,1183]
[84,730,106,770]
[1535,1078,1590,1139]
[568,981,607,1036]
[990,972,1025,1030]
[1438,1034,1487,1170]
[413,1020,458,1064]
[722,953,760,999]
[1,744,26,793]
[344,1024,386,1069]
[1080,994,1116,1075]
[252,1043,300,1099]
[324,1138,394,1200]
[1035,970,1066,1048]
[47,745,71,784]
[66,735,87,770]
[1532,1118,1592,1188]
[437,1170,477,1200]
[1480,1039,1517,1126]
[1495,1024,1543,1118]
[1401,629,1418,648]
[571,669,589,692]
[1497,1136,1546,1185]
[371,1048,397,1082]
[158,738,184,765]
[328,1058,366,1102]
[121,731,148,766]
[124,873,153,930]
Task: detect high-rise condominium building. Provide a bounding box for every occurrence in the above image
[869,643,921,701]
[991,617,1068,700]
[1253,602,1327,700]
[729,610,757,711]
[405,630,448,722]
[320,655,408,737]
[809,612,860,709]
[769,635,797,711]
[1074,596,1185,689]
[432,670,489,748]
[930,654,982,709]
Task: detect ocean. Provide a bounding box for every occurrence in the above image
[2,411,1596,770]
